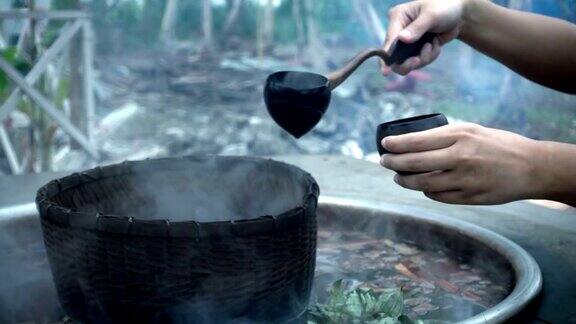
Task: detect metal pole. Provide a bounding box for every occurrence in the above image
[82,19,95,145]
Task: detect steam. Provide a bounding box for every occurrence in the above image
[69,157,309,223]
[132,157,308,222]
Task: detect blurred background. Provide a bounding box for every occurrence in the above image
[0,0,575,175]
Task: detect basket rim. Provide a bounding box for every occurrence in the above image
[36,155,319,238]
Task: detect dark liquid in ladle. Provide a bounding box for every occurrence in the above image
[280,73,327,90]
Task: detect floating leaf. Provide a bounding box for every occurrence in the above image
[378,289,404,318]
[367,318,401,324]
[328,279,346,307]
[307,280,444,324]
[399,314,417,324]
[346,289,365,318]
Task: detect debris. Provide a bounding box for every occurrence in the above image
[394,263,436,290]
[340,140,364,159]
[437,279,460,294]
[394,243,420,256]
[97,102,140,136]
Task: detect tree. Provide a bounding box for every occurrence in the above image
[202,0,214,52]
[292,0,305,61]
[140,0,164,44]
[352,0,385,44]
[160,0,179,42]
[222,0,242,37]
[303,0,326,70]
[263,0,275,50]
[256,0,275,57]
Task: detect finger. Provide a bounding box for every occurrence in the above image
[419,42,433,65]
[384,7,407,51]
[382,7,407,74]
[381,64,392,76]
[399,13,436,43]
[391,57,421,75]
[381,148,457,173]
[429,38,442,61]
[438,28,459,45]
[382,125,457,154]
[394,171,461,193]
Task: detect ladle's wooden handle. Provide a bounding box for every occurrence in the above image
[327,48,389,91]
[327,32,438,91]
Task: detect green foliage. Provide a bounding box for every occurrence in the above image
[314,1,354,35]
[44,0,81,49]
[55,75,70,108]
[78,0,405,53]
[109,1,141,36]
[274,0,298,43]
[307,280,439,324]
[235,1,260,40]
[0,47,31,99]
[175,1,201,40]
[51,0,79,10]
[175,1,228,41]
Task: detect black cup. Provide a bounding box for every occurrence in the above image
[376,113,449,175]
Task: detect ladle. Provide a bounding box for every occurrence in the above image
[264,32,437,138]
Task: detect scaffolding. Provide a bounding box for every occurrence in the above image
[0,9,98,174]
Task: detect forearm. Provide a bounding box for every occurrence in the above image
[459,0,576,94]
[531,141,576,206]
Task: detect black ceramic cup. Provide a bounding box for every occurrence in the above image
[376,113,448,175]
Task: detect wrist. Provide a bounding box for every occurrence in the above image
[522,139,550,200]
[536,142,576,206]
[459,0,489,41]
[529,141,576,205]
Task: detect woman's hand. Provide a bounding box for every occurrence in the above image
[382,0,467,76]
[379,123,543,205]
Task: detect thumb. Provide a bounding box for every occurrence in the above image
[399,13,435,43]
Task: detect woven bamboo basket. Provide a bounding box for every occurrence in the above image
[36,156,319,324]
